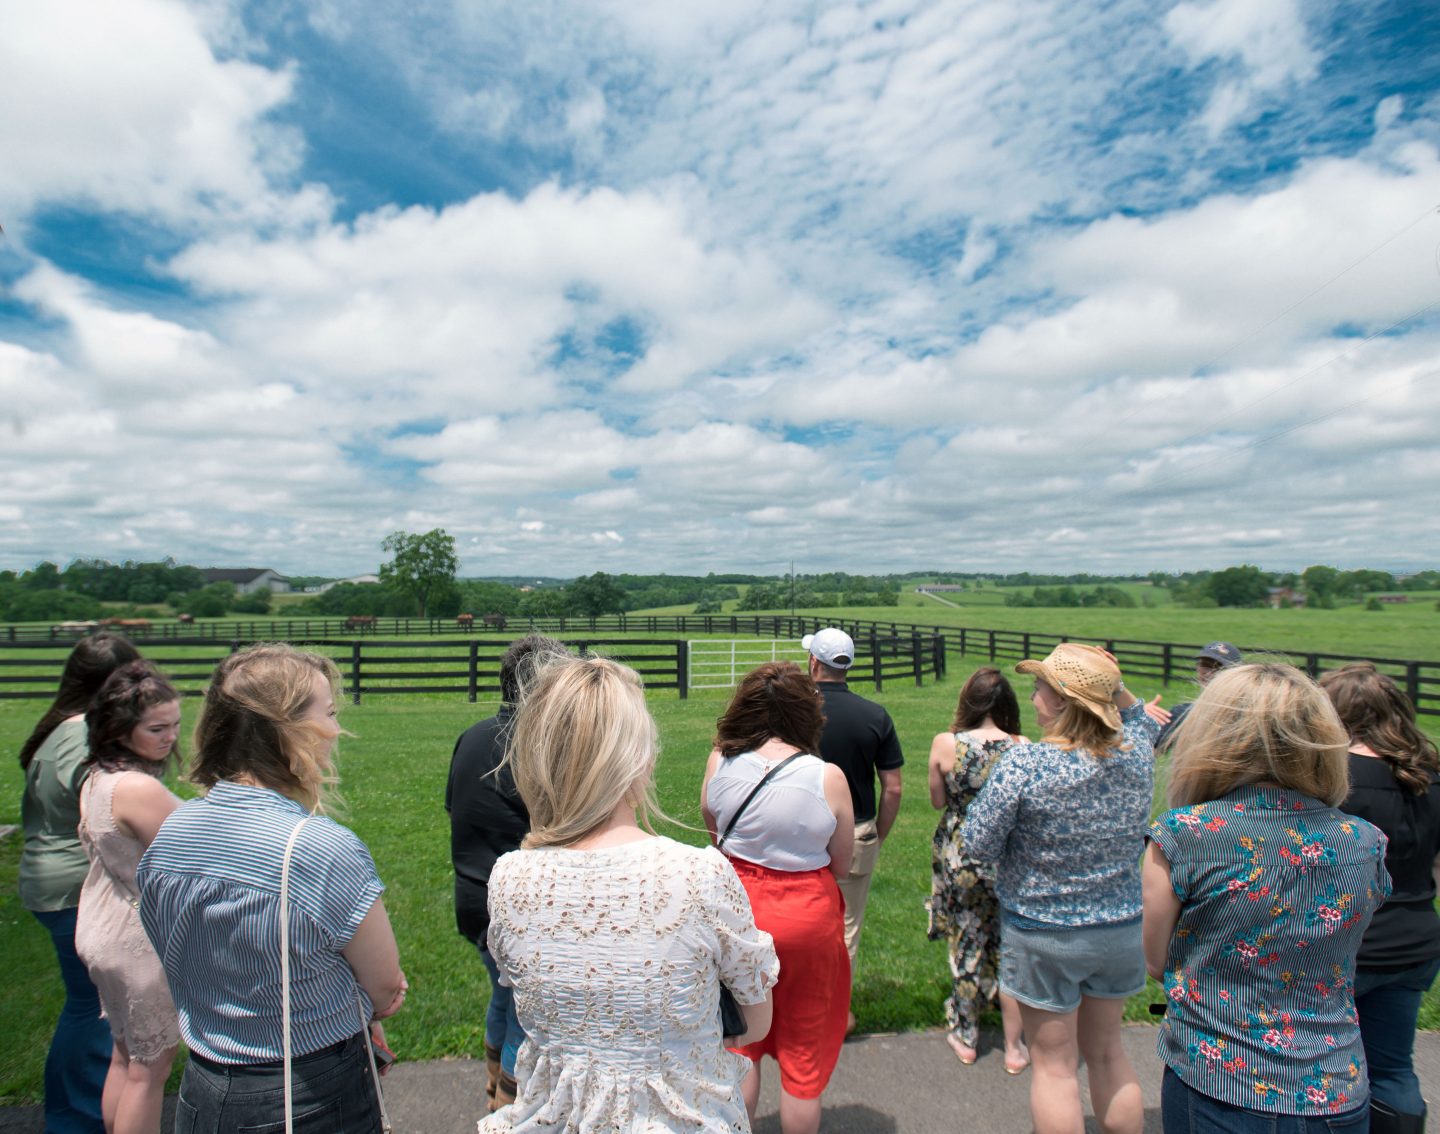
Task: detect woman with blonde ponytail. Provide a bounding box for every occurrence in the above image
[479,654,778,1134]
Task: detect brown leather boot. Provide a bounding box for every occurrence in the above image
[492,1071,518,1113]
[484,1043,501,1110]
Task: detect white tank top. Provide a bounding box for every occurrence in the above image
[708,752,836,872]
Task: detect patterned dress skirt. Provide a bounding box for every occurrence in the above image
[925,734,1014,1047]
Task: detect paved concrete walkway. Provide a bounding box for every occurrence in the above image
[3,1027,1436,1133]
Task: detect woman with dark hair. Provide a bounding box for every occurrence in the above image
[137,645,406,1134]
[926,666,1029,1072]
[1144,664,1389,1134]
[702,661,854,1134]
[1321,663,1440,1134]
[76,661,182,1134]
[19,631,141,1134]
[963,643,1157,1134]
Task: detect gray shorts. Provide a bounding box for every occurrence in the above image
[999,917,1146,1014]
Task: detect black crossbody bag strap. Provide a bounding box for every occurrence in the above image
[716,753,803,851]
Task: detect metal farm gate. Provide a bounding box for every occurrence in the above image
[686,639,809,691]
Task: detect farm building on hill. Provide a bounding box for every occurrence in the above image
[1266,586,1307,608]
[201,567,292,595]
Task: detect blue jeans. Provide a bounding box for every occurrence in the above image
[478,945,525,1076]
[174,1032,382,1133]
[31,907,112,1134]
[1163,1068,1369,1134]
[1354,956,1440,1117]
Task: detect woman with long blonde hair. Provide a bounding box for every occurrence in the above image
[1321,663,1440,1134]
[137,645,406,1134]
[1144,663,1390,1134]
[480,654,778,1133]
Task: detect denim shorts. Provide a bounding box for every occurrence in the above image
[174,1031,383,1133]
[999,916,1145,1014]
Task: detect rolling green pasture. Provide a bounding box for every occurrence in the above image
[3,643,1438,1103]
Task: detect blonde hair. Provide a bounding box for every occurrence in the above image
[508,654,668,848]
[191,644,344,813]
[1042,698,1123,755]
[1167,663,1350,808]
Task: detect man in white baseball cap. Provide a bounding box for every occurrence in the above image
[802,628,904,1032]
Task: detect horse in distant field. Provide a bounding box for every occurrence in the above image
[482,612,508,631]
[456,613,475,630]
[345,615,378,632]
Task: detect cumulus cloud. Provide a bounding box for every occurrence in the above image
[0,0,324,228]
[1,0,1434,574]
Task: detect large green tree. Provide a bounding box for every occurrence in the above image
[380,529,459,618]
[1204,564,1273,608]
[565,572,627,616]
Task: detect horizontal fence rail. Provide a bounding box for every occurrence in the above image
[1,613,1432,714]
[0,638,689,703]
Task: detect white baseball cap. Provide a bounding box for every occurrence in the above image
[802,628,855,670]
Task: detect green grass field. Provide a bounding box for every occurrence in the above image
[3,632,1438,1103]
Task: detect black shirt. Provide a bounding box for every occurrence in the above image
[816,682,904,825]
[445,706,527,946]
[1340,753,1440,971]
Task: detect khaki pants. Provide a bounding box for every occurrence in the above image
[835,818,882,963]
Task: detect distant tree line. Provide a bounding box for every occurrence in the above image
[0,559,273,622]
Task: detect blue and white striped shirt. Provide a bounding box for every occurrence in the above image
[136,781,385,1064]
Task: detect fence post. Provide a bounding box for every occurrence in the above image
[1406,662,1421,709]
[678,641,689,700]
[1022,632,1030,661]
[936,634,947,679]
[912,630,923,687]
[1305,654,1320,679]
[468,641,479,703]
[350,641,362,705]
[988,630,996,662]
[1162,643,1173,686]
[959,627,966,656]
[871,631,882,691]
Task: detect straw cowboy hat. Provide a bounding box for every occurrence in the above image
[1015,643,1123,731]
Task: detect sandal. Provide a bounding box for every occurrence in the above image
[945,1031,978,1066]
[1004,1041,1031,1075]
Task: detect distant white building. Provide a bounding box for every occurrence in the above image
[309,574,381,594]
[202,568,292,595]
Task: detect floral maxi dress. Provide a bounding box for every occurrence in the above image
[925,733,1015,1047]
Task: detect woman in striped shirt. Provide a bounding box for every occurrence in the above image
[138,645,406,1134]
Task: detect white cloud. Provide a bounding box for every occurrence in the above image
[1166,0,1319,134]
[0,0,321,227]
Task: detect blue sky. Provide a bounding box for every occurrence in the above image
[2,0,1438,577]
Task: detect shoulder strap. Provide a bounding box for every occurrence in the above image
[280,816,311,1134]
[717,753,804,851]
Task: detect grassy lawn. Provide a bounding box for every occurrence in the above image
[3,642,1438,1102]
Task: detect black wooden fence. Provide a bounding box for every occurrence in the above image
[0,638,692,704]
[1,613,1433,714]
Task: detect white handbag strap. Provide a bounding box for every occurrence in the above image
[280,815,392,1134]
[279,816,311,1134]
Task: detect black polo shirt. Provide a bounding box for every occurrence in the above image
[816,681,904,825]
[445,706,528,946]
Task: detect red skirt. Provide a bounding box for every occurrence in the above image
[727,856,850,1099]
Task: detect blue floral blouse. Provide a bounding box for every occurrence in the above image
[961,701,1158,927]
[1150,786,1391,1115]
